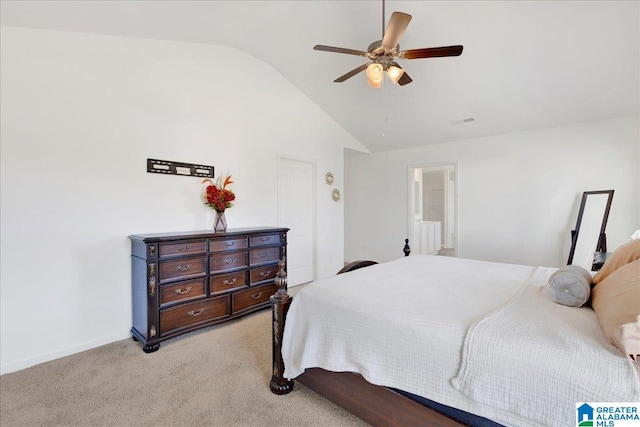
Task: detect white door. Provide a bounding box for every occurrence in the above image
[278,158,315,286]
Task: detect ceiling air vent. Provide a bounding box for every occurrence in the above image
[450,117,475,126]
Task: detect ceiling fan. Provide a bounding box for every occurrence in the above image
[313,1,463,88]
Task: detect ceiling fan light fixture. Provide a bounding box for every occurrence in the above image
[366,63,383,81]
[386,64,404,84]
[367,75,383,88]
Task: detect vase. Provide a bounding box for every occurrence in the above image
[214,210,227,232]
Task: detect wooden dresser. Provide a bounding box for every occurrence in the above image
[130,227,288,352]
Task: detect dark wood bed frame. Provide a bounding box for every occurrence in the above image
[268,240,467,427]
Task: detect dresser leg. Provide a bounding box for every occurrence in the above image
[131,335,139,342]
[143,343,160,353]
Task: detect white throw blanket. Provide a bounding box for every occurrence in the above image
[451,266,640,426]
[282,256,640,426]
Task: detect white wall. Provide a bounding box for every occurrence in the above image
[345,116,640,266]
[0,26,368,374]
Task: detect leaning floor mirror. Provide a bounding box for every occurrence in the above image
[567,190,614,271]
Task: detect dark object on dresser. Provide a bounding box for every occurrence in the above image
[130,227,288,353]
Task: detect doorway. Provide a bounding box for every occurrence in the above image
[277,157,316,286]
[407,162,458,257]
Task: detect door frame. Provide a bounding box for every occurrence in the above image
[407,161,459,257]
[277,155,318,284]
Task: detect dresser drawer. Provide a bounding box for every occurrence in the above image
[160,296,229,336]
[209,237,248,253]
[159,256,207,284]
[250,247,280,266]
[159,278,206,307]
[250,233,283,247]
[232,283,278,314]
[158,240,206,259]
[210,271,247,294]
[250,264,278,284]
[210,251,248,273]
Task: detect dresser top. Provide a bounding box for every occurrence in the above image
[129,227,289,243]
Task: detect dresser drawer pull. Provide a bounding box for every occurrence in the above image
[176,264,192,272]
[223,278,237,286]
[260,253,267,259]
[177,244,191,252]
[224,241,235,247]
[224,259,235,265]
[259,271,271,278]
[251,292,263,300]
[188,308,204,317]
[260,237,270,242]
[174,286,192,295]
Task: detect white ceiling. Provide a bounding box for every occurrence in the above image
[1,1,638,153]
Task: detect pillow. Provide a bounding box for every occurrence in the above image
[591,259,640,361]
[547,265,592,307]
[593,239,640,285]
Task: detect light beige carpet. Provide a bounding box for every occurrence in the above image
[0,309,368,426]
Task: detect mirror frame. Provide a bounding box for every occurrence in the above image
[567,190,614,266]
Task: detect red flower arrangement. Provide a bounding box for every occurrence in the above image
[202,174,235,212]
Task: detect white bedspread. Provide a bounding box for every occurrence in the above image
[451,265,640,426]
[281,255,640,426]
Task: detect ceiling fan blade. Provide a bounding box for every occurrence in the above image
[334,63,370,82]
[401,45,464,59]
[313,45,368,57]
[398,71,413,86]
[381,12,412,49]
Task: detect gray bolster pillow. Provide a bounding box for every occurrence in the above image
[547,265,592,307]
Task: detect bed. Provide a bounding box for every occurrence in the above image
[268,244,640,427]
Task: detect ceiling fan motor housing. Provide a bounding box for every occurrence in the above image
[367,40,399,70]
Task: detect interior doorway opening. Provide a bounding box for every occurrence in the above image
[407,162,458,257]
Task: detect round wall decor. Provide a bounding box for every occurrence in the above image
[325,172,334,185]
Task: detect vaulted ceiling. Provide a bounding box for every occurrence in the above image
[2,1,638,153]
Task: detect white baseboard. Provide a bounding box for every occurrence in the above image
[0,331,131,375]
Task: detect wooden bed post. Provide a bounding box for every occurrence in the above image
[269,258,294,395]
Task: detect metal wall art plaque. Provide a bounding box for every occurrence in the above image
[147,158,214,178]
